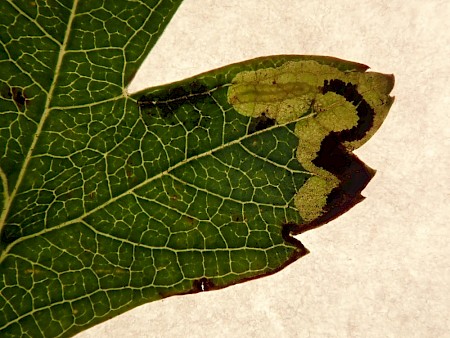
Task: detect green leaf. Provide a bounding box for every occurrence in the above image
[0,1,394,337]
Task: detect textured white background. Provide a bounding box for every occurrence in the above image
[78,1,449,337]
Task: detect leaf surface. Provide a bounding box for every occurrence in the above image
[0,1,394,337]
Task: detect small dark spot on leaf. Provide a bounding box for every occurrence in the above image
[232,214,242,222]
[184,216,195,225]
[11,87,26,109]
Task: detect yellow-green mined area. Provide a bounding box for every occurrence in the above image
[228,60,394,222]
[228,61,317,123]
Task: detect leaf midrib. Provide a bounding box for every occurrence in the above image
[0,1,79,250]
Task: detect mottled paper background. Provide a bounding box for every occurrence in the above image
[77,1,449,337]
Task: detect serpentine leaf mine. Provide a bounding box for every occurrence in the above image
[226,59,394,226]
[137,56,394,239]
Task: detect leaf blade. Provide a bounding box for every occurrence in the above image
[0,2,394,337]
